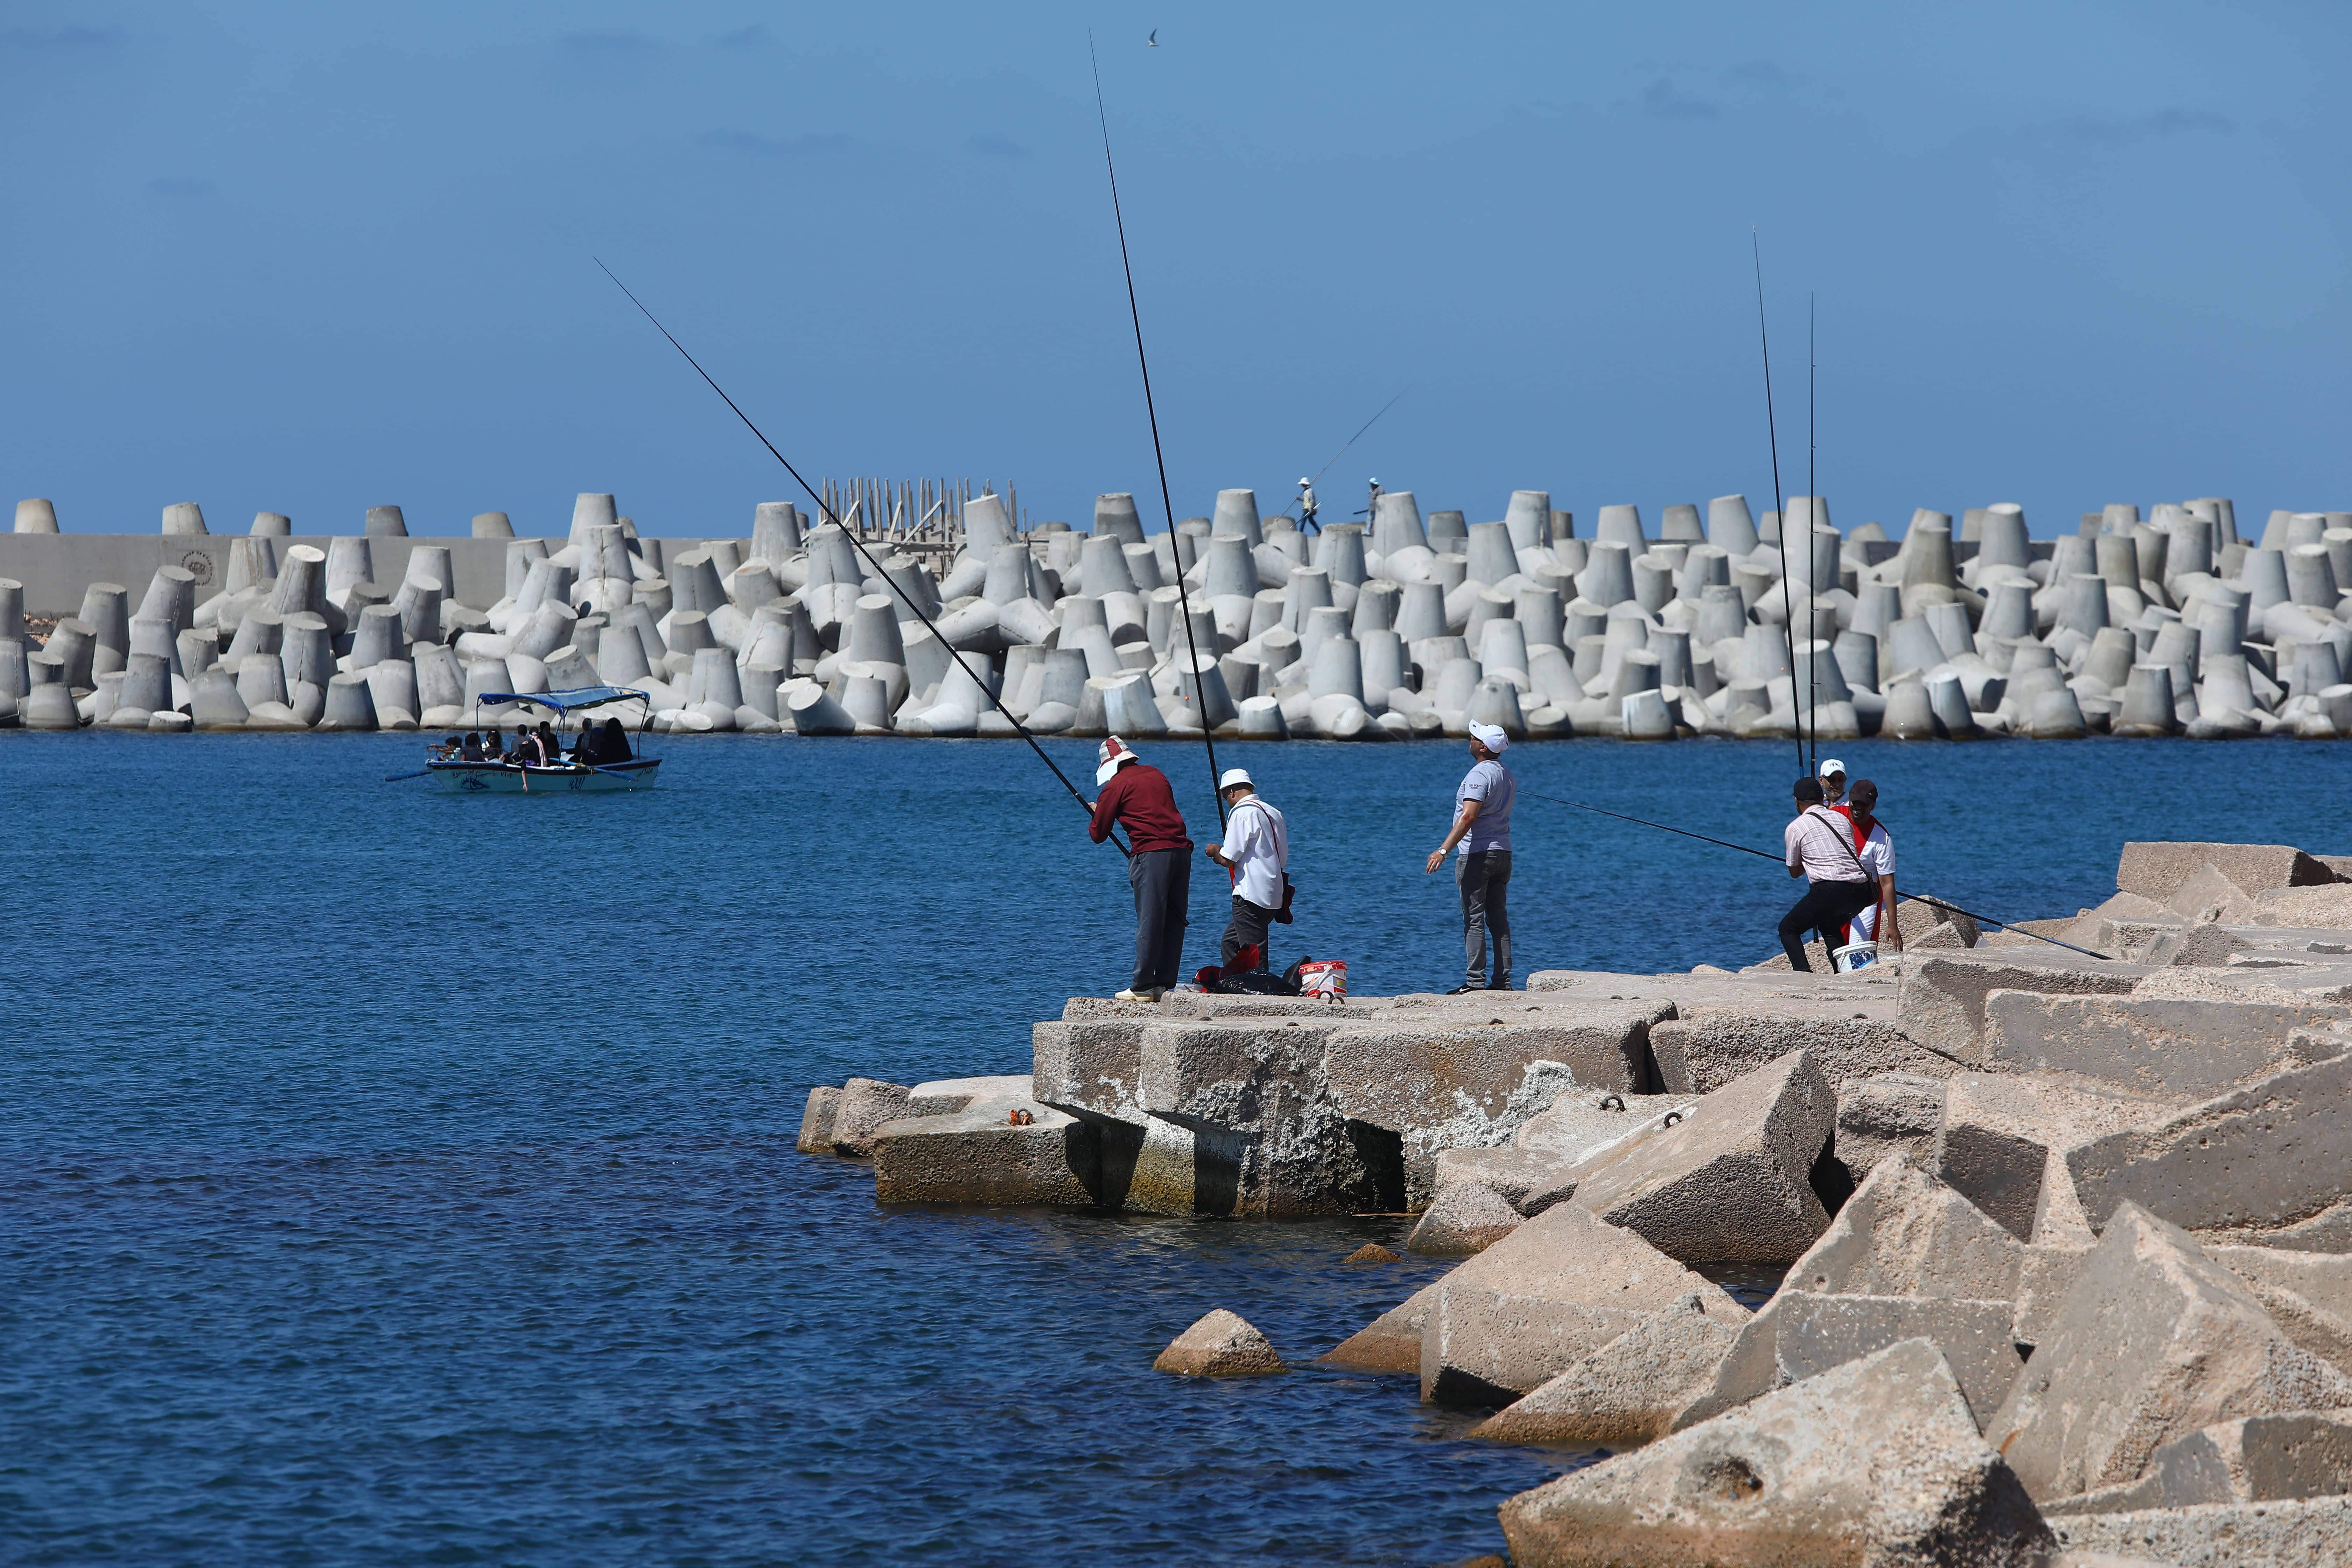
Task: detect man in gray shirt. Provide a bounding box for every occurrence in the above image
[1425,722,1517,992]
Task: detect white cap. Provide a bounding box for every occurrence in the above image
[1297,477,1311,487]
[1469,722,1509,753]
[1096,735,1141,786]
[1819,757,1847,779]
[1218,767,1254,791]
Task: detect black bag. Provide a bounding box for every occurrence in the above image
[1273,874,1296,925]
[1213,970,1300,996]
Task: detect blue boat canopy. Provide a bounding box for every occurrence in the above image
[477,686,652,713]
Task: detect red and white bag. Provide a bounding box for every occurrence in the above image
[1297,959,1348,1003]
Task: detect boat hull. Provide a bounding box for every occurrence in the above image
[428,759,660,793]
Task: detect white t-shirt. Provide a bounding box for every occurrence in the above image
[1221,795,1289,908]
[1847,821,1896,938]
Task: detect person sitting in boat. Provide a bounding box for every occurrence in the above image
[514,727,548,767]
[483,727,506,762]
[599,716,632,762]
[460,731,485,761]
[534,721,561,765]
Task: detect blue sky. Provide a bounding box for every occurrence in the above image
[3,2,2346,539]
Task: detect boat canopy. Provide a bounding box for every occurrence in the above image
[478,686,652,713]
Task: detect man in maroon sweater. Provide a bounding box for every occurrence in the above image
[1090,735,1193,1001]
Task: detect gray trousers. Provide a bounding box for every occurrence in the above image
[1458,849,1512,986]
[1130,848,1190,990]
[1221,894,1278,970]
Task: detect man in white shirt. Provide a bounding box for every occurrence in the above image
[1204,768,1288,971]
[1838,779,1904,953]
[1779,775,1875,972]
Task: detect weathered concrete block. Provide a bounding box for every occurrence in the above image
[830,1077,912,1156]
[2140,921,2255,968]
[1897,954,2143,1065]
[1565,1050,1839,1265]
[1935,1073,2183,1241]
[2165,863,2257,926]
[1982,992,2347,1100]
[1502,1339,2053,1568]
[2118,841,2336,904]
[1834,1072,1948,1187]
[1406,1181,1524,1256]
[2068,1052,2352,1249]
[1650,1009,1956,1094]
[796,1086,841,1154]
[2043,1410,2352,1515]
[1474,1294,1742,1446]
[1986,1204,2352,1501]
[1323,1279,1440,1373]
[1786,1154,2026,1301]
[2048,1494,2352,1566]
[902,1072,1034,1116]
[1430,1090,1699,1216]
[871,1100,1099,1206]
[2211,1245,2352,1374]
[1154,1308,1285,1376]
[1032,1016,1152,1118]
[1422,1201,1745,1407]
[1137,1020,1397,1216]
[1771,1293,2023,1429]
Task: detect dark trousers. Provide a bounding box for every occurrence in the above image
[1130,848,1190,990]
[1779,878,1876,972]
[1458,849,1512,986]
[1221,894,1277,970]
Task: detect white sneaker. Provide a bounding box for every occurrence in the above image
[1115,987,1156,1003]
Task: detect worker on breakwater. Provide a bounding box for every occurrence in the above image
[1835,778,1903,955]
[1779,776,1876,971]
[1091,736,1193,1003]
[1203,768,1289,972]
[1425,722,1516,993]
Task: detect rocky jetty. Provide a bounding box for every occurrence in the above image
[801,839,2352,1564]
[9,487,2350,741]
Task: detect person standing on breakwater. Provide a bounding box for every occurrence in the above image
[1425,722,1516,993]
[1204,768,1289,972]
[1818,757,1848,808]
[1091,736,1192,1003]
[1297,478,1320,533]
[1835,778,1903,955]
[1780,776,1876,971]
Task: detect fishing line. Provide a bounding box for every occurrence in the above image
[593,260,1131,857]
[1521,788,2115,961]
[1285,385,1410,518]
[1750,231,1804,778]
[1806,292,1818,777]
[1088,34,1224,829]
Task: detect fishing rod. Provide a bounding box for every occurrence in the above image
[1284,385,1409,522]
[1088,34,1224,828]
[1806,292,1818,777]
[1521,787,2117,961]
[594,260,1132,858]
[1750,231,1804,778]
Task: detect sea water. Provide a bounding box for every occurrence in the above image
[5,732,2341,1565]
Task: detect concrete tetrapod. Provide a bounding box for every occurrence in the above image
[318,672,379,731]
[1500,1339,2054,1568]
[787,682,856,736]
[188,668,250,729]
[20,682,80,728]
[1154,1309,1286,1377]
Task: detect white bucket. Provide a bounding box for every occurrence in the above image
[1832,940,1879,973]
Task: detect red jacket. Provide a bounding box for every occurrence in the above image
[1091,763,1192,855]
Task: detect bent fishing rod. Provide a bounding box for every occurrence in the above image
[1090,34,1224,830]
[1750,231,1804,779]
[594,260,1132,858]
[1283,385,1409,518]
[1520,787,2116,961]
[1806,292,1818,778]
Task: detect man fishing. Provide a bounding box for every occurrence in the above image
[1425,723,1516,992]
[1818,757,1848,807]
[1203,767,1288,972]
[1090,735,1192,1003]
[1297,478,1319,533]
[1779,775,1876,972]
[1835,778,1903,955]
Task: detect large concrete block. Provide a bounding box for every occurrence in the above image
[1897,954,2143,1065]
[1787,1154,2026,1302]
[1935,1073,2183,1241]
[1421,1201,1745,1406]
[2118,841,2336,904]
[1501,1339,2053,1568]
[830,1077,912,1156]
[1137,1021,1397,1216]
[1154,1309,1285,1376]
[1982,992,2347,1099]
[796,1086,840,1154]
[1322,1279,1440,1373]
[2042,1410,2352,1516]
[1032,1017,1152,1116]
[1405,1180,1524,1256]
[1833,1072,1947,1187]
[1565,1050,1840,1265]
[1432,1090,1700,1216]
[2211,1245,2352,1374]
[2068,1052,2352,1250]
[871,1099,1100,1206]
[2048,1494,2352,1567]
[1985,1204,2352,1500]
[1474,1293,1743,1446]
[1649,1009,1957,1094]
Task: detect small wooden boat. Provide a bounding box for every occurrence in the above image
[416,686,661,793]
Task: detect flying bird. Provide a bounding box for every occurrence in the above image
[1147,29,1158,46]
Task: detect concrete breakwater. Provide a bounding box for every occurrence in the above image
[5,488,2351,741]
[802,839,2352,1564]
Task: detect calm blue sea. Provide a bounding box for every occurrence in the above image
[5,731,2344,1566]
